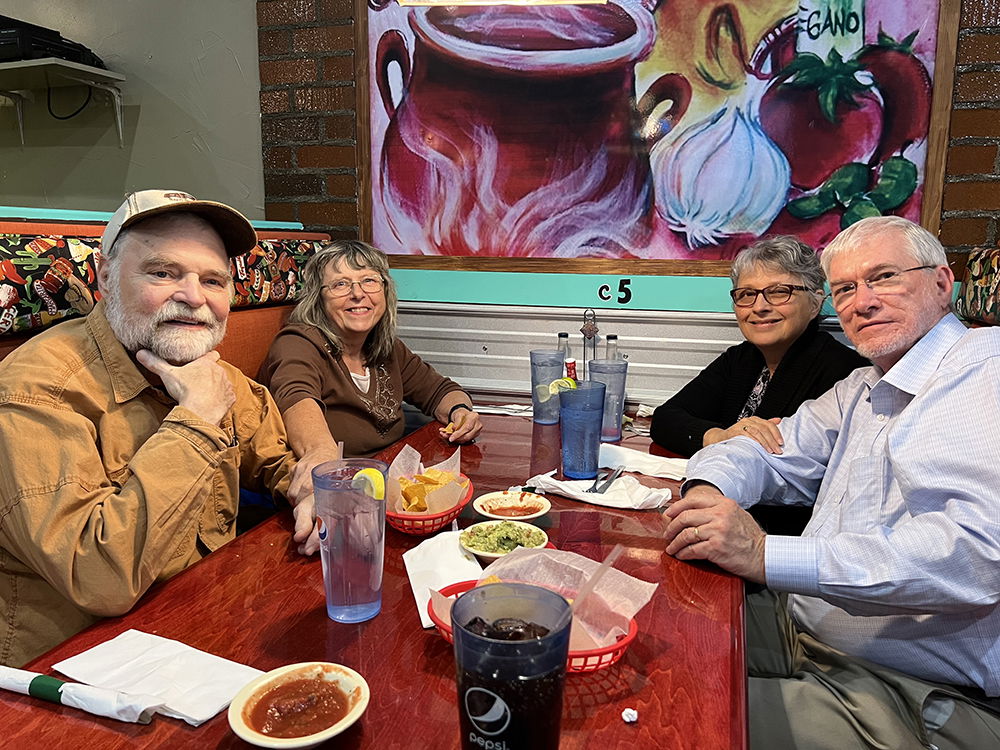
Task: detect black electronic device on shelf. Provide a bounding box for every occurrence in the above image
[0,14,106,69]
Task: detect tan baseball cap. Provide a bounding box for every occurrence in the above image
[101,189,258,257]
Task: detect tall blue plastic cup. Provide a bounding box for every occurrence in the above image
[588,358,628,442]
[312,459,387,623]
[452,583,571,750]
[559,380,606,479]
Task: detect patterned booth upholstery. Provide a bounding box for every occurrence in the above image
[0,220,329,378]
[955,246,1000,328]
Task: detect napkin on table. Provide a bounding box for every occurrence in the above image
[470,404,533,417]
[599,443,687,480]
[520,472,671,510]
[52,629,262,726]
[403,530,483,628]
[0,665,163,723]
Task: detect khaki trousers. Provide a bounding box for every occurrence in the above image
[746,588,1000,750]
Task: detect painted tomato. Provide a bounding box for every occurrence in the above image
[857,30,932,162]
[759,51,883,191]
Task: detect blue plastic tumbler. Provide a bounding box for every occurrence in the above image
[559,381,606,480]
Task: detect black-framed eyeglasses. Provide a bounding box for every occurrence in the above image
[321,277,384,297]
[729,284,811,307]
[827,266,935,309]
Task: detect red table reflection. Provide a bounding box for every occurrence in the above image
[0,415,745,749]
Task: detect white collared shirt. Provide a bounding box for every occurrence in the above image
[687,314,1000,695]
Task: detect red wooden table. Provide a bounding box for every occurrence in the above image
[0,415,746,749]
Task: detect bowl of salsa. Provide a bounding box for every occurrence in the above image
[228,662,370,748]
[472,491,550,521]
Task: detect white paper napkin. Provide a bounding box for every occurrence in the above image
[521,472,671,510]
[471,404,533,416]
[599,443,687,480]
[52,629,262,726]
[403,530,483,628]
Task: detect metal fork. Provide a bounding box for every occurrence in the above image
[592,465,625,494]
[584,471,608,493]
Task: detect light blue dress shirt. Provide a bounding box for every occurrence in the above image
[686,314,1000,696]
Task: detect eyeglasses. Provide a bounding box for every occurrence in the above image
[729,284,811,307]
[321,277,384,297]
[827,266,935,310]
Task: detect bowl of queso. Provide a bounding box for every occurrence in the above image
[472,491,551,521]
[228,662,370,748]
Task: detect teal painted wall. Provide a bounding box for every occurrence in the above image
[0,206,298,230]
[390,269,737,313]
[389,270,863,316]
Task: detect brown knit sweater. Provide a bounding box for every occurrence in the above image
[259,323,463,457]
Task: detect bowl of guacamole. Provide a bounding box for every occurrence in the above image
[459,520,548,560]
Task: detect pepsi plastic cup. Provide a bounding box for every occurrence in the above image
[530,350,565,425]
[559,381,606,479]
[588,358,628,442]
[452,583,571,750]
[313,459,387,623]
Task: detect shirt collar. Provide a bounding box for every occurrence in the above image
[876,313,968,396]
[86,299,156,403]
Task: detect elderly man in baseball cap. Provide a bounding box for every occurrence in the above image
[0,190,323,666]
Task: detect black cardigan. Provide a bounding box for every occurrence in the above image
[650,318,869,458]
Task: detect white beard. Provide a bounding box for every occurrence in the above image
[103,286,226,365]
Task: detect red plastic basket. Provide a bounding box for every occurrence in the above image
[386,475,474,535]
[426,580,637,674]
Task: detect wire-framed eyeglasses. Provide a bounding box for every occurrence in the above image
[827,266,935,309]
[729,283,811,307]
[321,277,384,297]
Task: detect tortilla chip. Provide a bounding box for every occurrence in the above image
[400,481,430,512]
[420,468,453,484]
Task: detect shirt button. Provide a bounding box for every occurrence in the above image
[877,414,886,422]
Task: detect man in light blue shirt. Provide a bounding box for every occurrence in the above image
[664,216,1000,748]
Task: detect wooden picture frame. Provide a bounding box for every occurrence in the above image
[357,0,961,277]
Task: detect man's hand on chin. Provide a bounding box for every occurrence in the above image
[136,349,235,426]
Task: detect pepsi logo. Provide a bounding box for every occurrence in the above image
[464,687,510,736]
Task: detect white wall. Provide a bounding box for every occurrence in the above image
[0,1,264,217]
[398,303,854,409]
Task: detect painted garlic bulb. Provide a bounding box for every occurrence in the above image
[651,84,791,248]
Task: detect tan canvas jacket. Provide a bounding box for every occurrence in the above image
[0,302,296,666]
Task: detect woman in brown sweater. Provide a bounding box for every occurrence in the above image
[259,241,483,463]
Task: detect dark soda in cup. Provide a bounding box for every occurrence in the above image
[452,584,571,750]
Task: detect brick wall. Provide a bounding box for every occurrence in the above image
[942,0,1000,249]
[257,0,1000,250]
[257,0,359,239]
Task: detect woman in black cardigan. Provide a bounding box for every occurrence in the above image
[651,236,869,534]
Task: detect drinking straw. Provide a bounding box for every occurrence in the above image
[571,544,624,615]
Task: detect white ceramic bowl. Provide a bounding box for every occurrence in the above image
[473,491,551,521]
[228,662,370,748]
[459,519,549,561]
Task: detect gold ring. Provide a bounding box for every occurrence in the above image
[692,526,701,540]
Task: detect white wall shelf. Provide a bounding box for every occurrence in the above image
[0,57,125,146]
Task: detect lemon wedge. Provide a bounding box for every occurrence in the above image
[351,468,386,500]
[548,377,577,396]
[535,377,575,404]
